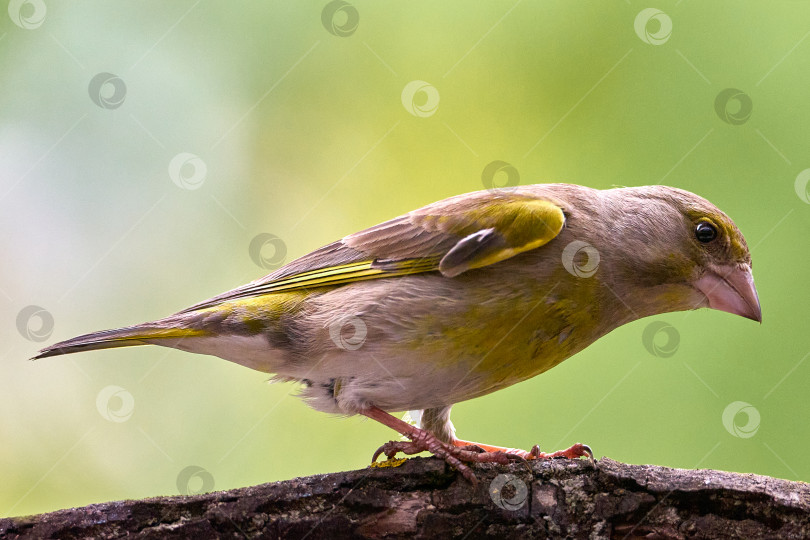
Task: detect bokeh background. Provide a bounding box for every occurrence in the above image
[2,1,809,517]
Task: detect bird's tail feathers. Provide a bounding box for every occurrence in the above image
[31,323,206,360]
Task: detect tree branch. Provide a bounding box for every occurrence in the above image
[1,457,808,539]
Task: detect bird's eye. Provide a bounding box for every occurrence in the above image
[695,222,718,243]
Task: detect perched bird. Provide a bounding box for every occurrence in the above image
[34,184,761,482]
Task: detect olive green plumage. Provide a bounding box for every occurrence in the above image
[33,183,760,444]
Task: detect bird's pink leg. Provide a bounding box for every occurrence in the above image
[452,439,593,462]
[362,406,525,484]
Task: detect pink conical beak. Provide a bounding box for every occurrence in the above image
[695,264,762,323]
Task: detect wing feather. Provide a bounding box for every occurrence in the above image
[180,188,566,313]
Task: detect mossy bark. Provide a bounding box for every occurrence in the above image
[1,457,808,539]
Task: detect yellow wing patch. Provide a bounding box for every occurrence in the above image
[424,198,566,277]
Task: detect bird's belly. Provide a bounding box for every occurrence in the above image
[291,350,491,413]
[287,339,568,415]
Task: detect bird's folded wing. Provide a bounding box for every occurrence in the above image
[180,190,565,313]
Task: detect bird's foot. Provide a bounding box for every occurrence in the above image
[453,439,594,464]
[361,406,592,484]
[372,431,525,485]
[528,442,594,462]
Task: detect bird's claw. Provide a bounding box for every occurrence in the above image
[371,436,481,484]
[528,442,595,465]
[372,440,422,463]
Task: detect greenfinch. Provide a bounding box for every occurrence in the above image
[34,184,761,482]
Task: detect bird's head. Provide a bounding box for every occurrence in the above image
[601,185,762,323]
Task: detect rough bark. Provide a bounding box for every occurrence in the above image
[1,457,808,539]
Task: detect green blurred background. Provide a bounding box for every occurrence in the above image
[2,1,809,517]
